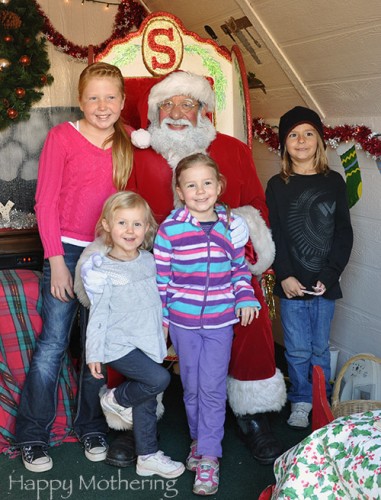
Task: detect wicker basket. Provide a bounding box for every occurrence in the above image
[331,353,381,418]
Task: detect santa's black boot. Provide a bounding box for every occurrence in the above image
[105,431,136,467]
[237,413,283,465]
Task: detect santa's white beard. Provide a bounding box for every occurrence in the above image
[149,115,216,169]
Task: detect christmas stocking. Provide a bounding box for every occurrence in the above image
[337,143,362,208]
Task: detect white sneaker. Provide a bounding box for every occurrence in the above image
[287,402,312,429]
[100,388,133,427]
[136,450,185,478]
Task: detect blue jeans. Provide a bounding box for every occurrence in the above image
[280,297,335,404]
[16,243,108,447]
[109,349,170,456]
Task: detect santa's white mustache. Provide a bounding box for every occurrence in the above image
[161,117,191,128]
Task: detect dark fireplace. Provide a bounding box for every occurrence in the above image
[0,228,43,271]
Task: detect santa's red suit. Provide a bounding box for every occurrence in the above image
[128,133,286,419]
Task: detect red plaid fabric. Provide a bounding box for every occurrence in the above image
[0,270,77,456]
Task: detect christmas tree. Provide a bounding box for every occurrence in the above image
[0,0,53,130]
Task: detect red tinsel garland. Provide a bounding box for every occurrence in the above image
[34,0,147,61]
[253,117,381,160]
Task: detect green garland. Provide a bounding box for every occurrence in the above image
[0,0,53,130]
[110,44,141,68]
[184,45,227,112]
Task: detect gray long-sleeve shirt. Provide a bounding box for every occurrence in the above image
[86,250,167,365]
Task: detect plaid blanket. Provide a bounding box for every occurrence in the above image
[0,269,77,457]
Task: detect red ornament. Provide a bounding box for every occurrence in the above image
[7,108,18,119]
[15,87,26,99]
[4,35,13,43]
[24,37,31,45]
[40,74,47,85]
[19,55,31,66]
[2,98,9,108]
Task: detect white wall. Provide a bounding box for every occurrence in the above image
[253,116,381,373]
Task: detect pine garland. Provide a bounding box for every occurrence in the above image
[35,0,147,61]
[0,0,53,130]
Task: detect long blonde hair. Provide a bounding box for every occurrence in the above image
[78,62,133,190]
[95,191,158,250]
[280,133,329,183]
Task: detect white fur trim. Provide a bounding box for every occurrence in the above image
[227,369,287,416]
[131,128,151,149]
[232,206,275,276]
[98,385,165,431]
[103,410,131,431]
[156,391,165,421]
[74,238,110,308]
[148,71,215,124]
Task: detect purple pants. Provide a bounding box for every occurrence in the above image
[169,324,234,457]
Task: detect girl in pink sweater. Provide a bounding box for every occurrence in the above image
[16,62,133,472]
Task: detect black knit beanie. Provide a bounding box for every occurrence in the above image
[278,106,325,156]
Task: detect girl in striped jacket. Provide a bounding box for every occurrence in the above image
[153,153,260,496]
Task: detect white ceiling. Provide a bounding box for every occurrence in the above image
[142,0,381,120]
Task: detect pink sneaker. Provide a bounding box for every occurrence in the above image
[193,458,219,496]
[186,440,202,471]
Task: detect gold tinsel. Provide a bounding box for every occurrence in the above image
[0,10,22,30]
[261,271,276,320]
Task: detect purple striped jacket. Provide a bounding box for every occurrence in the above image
[153,205,260,329]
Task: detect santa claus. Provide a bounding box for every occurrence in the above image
[77,70,286,467]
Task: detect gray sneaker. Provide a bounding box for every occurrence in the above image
[287,402,312,429]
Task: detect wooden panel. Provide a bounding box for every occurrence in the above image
[243,50,295,87]
[253,0,381,43]
[250,86,305,119]
[350,218,381,269]
[144,0,242,28]
[306,79,381,116]
[284,28,381,82]
[0,229,42,255]
[331,302,381,358]
[339,263,381,319]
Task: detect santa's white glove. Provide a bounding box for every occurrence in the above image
[80,253,105,305]
[131,128,151,149]
[230,213,249,248]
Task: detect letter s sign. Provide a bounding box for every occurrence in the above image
[142,18,183,76]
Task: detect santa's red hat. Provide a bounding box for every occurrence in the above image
[147,71,215,125]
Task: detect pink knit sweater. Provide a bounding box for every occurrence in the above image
[35,122,116,258]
